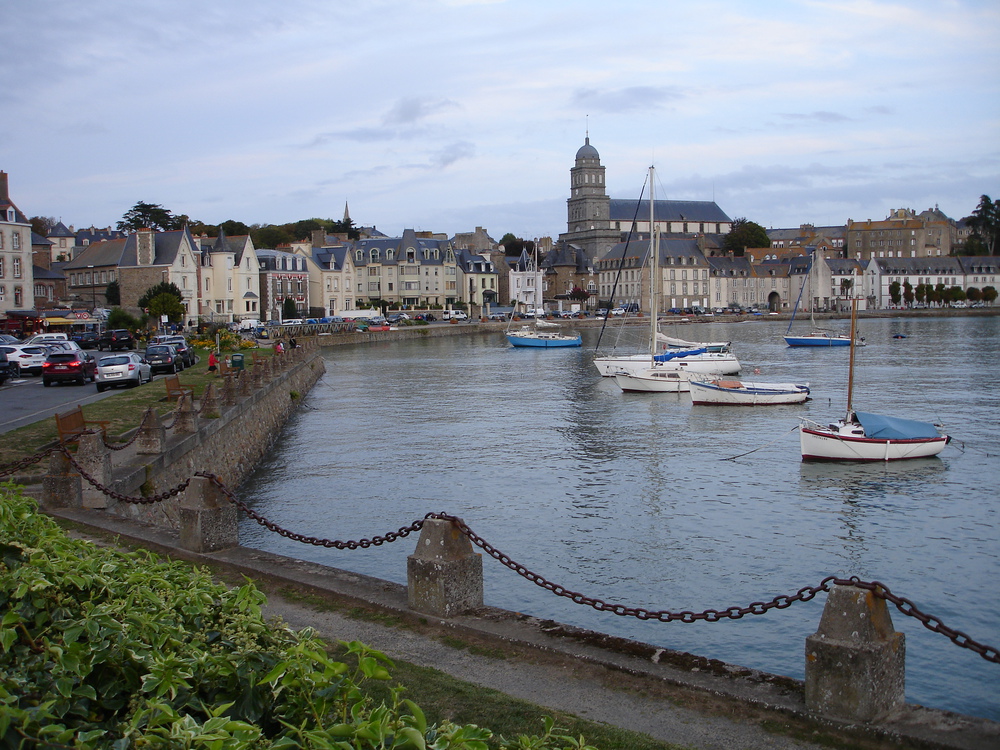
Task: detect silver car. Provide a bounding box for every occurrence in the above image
[0,344,51,376]
[95,352,152,391]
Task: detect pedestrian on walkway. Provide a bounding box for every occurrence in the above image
[208,351,218,375]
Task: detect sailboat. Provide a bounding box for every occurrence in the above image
[505,250,581,348]
[799,290,950,461]
[783,251,852,347]
[613,167,728,393]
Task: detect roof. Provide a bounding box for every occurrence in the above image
[871,257,964,275]
[609,199,732,224]
[31,232,53,246]
[575,136,600,162]
[32,265,65,280]
[62,238,129,269]
[48,221,74,238]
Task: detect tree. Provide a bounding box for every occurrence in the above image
[963,195,1000,256]
[252,225,295,249]
[982,285,998,305]
[722,218,769,256]
[568,286,589,302]
[500,233,536,257]
[117,201,184,232]
[903,281,914,307]
[29,216,57,236]
[105,280,120,306]
[966,286,982,302]
[329,217,360,240]
[147,292,185,323]
[138,281,183,310]
[220,219,251,237]
[107,307,139,331]
[282,297,298,320]
[888,281,901,306]
[914,283,927,305]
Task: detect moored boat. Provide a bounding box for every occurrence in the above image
[613,367,691,393]
[506,326,582,348]
[689,378,810,405]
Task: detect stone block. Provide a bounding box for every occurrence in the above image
[805,584,905,722]
[407,517,483,617]
[178,476,238,552]
[41,452,82,509]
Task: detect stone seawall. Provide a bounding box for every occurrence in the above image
[107,348,325,528]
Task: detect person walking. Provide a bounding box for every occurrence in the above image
[274,341,284,355]
[208,351,218,375]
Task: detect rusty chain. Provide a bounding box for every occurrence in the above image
[1,438,996,665]
[102,409,153,451]
[195,472,425,549]
[426,512,1000,665]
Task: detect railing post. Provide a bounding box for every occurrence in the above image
[220,373,237,407]
[805,584,905,722]
[407,517,483,617]
[200,382,220,416]
[41,451,82,509]
[179,476,239,552]
[76,431,111,508]
[172,392,198,434]
[136,408,165,455]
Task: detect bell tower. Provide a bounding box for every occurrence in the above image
[559,135,620,263]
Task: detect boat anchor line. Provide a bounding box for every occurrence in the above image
[721,424,799,461]
[6,444,995,666]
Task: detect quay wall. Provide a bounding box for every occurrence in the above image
[106,348,325,529]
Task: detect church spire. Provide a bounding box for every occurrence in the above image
[343,201,351,223]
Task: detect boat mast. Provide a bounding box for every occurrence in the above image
[649,165,657,362]
[845,282,858,420]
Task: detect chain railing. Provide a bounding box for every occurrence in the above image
[3,440,997,666]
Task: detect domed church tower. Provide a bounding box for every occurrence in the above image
[559,136,622,263]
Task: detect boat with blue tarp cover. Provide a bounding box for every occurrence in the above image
[799,289,949,462]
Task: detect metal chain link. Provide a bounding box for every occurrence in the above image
[427,512,1000,665]
[101,410,153,451]
[1,440,996,666]
[194,472,425,548]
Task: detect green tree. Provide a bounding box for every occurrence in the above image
[147,292,185,323]
[253,225,295,249]
[964,194,1000,255]
[914,283,927,304]
[106,307,139,331]
[966,286,982,302]
[330,217,360,240]
[903,281,914,306]
[983,285,998,305]
[29,216,57,236]
[117,201,184,232]
[220,219,251,236]
[888,280,901,306]
[500,233,530,256]
[282,297,298,319]
[105,280,120,306]
[138,281,183,310]
[722,218,769,256]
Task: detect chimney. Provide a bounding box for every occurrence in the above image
[0,171,9,203]
[137,228,155,266]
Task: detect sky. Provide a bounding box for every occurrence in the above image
[2,0,998,242]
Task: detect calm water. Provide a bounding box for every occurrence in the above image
[239,316,1000,720]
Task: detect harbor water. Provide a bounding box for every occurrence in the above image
[238,315,1000,720]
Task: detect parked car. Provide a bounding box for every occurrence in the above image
[0,344,50,376]
[144,345,183,374]
[71,330,101,349]
[95,352,152,391]
[98,329,134,351]
[41,350,98,386]
[0,334,21,344]
[282,319,305,326]
[158,336,196,367]
[387,313,410,324]
[0,351,11,385]
[22,332,69,345]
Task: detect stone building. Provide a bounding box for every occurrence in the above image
[0,172,34,318]
[350,229,460,309]
[197,232,262,324]
[846,208,956,260]
[256,249,311,321]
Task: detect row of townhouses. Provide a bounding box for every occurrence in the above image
[2,139,995,332]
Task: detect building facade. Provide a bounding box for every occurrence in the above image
[0,172,34,317]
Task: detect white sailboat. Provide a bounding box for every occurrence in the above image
[689,377,810,406]
[799,289,950,461]
[784,250,852,347]
[613,167,715,393]
[505,250,581,348]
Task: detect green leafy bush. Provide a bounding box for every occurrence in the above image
[0,487,594,749]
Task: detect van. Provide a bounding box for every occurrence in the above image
[22,332,69,345]
[239,319,261,331]
[441,310,468,321]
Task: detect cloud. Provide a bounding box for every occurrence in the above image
[571,86,686,113]
[383,97,457,126]
[776,111,854,124]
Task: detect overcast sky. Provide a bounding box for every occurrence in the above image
[2,0,997,242]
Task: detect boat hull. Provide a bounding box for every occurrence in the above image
[690,379,809,405]
[613,368,691,393]
[507,332,581,348]
[800,425,949,462]
[784,335,851,347]
[594,353,740,377]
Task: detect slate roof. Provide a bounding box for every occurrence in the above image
[76,227,126,245]
[609,199,732,224]
[31,232,53,246]
[352,229,451,267]
[0,172,29,224]
[32,265,65,280]
[957,256,999,274]
[48,221,74,239]
[707,256,755,277]
[600,237,709,267]
[118,228,196,268]
[542,244,592,274]
[871,257,964,275]
[62,238,129,269]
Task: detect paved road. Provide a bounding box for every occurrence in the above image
[0,349,187,435]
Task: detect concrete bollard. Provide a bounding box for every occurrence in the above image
[75,431,112,508]
[407,517,483,617]
[238,369,253,397]
[136,408,166,455]
[805,584,905,722]
[172,392,198,434]
[199,382,220,416]
[220,373,237,407]
[41,451,82,509]
[178,476,239,553]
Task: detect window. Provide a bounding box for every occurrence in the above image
[0,258,4,278]
[14,287,22,306]
[13,258,21,278]
[12,232,20,249]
